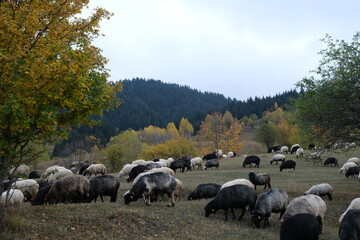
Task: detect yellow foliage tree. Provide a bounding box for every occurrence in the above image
[141,137,198,160]
[139,125,167,145]
[166,122,180,140]
[179,118,194,138]
[197,111,243,154]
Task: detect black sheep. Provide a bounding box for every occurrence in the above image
[280,213,322,240]
[290,145,301,154]
[280,160,296,172]
[32,182,53,205]
[203,152,217,160]
[28,170,41,179]
[339,209,360,240]
[204,184,257,221]
[89,175,120,203]
[243,155,260,168]
[323,157,339,167]
[169,160,187,173]
[127,165,149,182]
[345,166,360,178]
[78,164,91,175]
[187,183,221,200]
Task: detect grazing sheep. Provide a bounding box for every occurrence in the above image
[339,209,360,240]
[203,152,218,160]
[295,148,304,158]
[280,194,326,224]
[187,183,221,200]
[339,198,360,223]
[11,179,39,201]
[131,159,147,165]
[146,162,162,169]
[123,172,177,207]
[82,164,107,178]
[308,143,316,150]
[280,146,289,154]
[251,188,289,228]
[169,159,187,173]
[227,151,236,158]
[221,179,255,190]
[78,164,91,175]
[127,165,149,182]
[270,154,285,164]
[347,157,360,165]
[8,165,30,178]
[0,189,24,207]
[345,166,360,178]
[323,157,339,167]
[290,144,301,154]
[44,174,90,204]
[280,213,322,240]
[48,168,73,182]
[309,152,322,160]
[204,184,257,221]
[190,157,205,170]
[118,163,137,179]
[28,170,41,179]
[304,183,333,200]
[243,155,260,168]
[279,160,296,172]
[268,146,281,153]
[43,165,66,179]
[339,162,357,174]
[204,159,220,170]
[88,175,120,203]
[178,156,192,171]
[248,172,271,190]
[31,182,53,205]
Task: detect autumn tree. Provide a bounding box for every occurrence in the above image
[294,33,360,145]
[0,0,120,222]
[138,125,168,145]
[179,118,194,138]
[197,111,243,154]
[166,122,180,140]
[256,122,278,149]
[141,137,198,160]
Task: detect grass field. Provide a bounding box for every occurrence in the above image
[2,149,360,240]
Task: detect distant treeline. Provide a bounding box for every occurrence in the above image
[53,78,300,157]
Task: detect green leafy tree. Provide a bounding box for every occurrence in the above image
[294,33,360,145]
[256,122,278,149]
[0,0,120,222]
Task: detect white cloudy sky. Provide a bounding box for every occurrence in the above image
[84,0,359,101]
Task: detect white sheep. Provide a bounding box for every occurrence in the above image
[347,157,360,165]
[295,148,304,158]
[0,189,24,207]
[131,159,147,165]
[43,165,66,179]
[190,157,205,170]
[304,183,333,200]
[221,154,228,158]
[280,194,327,224]
[227,151,235,158]
[82,163,106,177]
[48,168,74,182]
[132,167,175,185]
[118,163,138,179]
[155,160,167,167]
[280,146,289,154]
[8,165,30,177]
[11,179,39,200]
[220,178,255,190]
[339,198,360,223]
[339,162,357,174]
[270,154,285,164]
[174,178,183,201]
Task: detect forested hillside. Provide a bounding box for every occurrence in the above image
[53,78,300,157]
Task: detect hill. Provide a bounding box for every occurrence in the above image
[53,79,299,157]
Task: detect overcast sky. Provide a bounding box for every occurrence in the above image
[85,0,359,101]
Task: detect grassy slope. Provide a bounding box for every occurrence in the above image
[2,148,360,240]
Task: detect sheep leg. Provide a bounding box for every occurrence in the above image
[223,209,229,221]
[230,208,236,220]
[166,192,175,207]
[100,195,104,203]
[328,193,332,201]
[238,207,246,220]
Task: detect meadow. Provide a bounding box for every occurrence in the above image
[2,149,360,240]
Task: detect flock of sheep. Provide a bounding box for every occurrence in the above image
[1,145,360,239]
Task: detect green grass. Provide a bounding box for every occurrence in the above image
[2,150,360,240]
